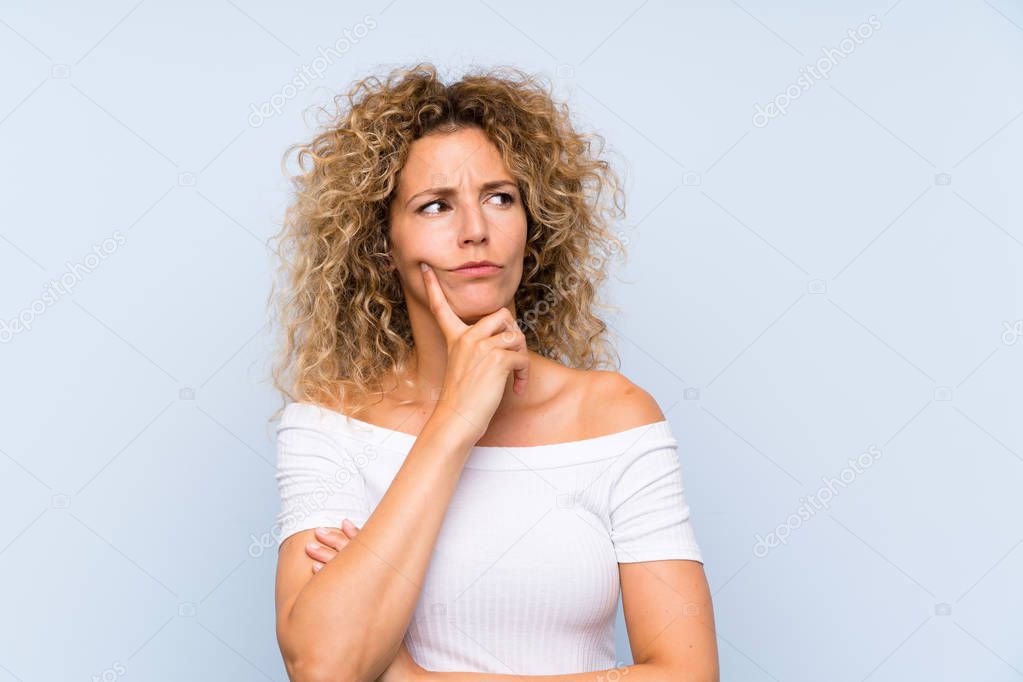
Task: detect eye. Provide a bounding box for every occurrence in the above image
[417,199,448,215]
[417,193,515,215]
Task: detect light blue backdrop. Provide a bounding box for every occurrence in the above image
[1,1,1020,680]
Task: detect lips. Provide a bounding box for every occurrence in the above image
[454,260,500,270]
[450,260,502,277]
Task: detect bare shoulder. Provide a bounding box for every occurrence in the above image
[579,369,666,434]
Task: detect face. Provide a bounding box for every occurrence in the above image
[387,126,527,324]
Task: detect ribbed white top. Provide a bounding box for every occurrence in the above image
[274,401,703,675]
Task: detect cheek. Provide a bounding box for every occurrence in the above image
[391,228,445,263]
[389,237,425,274]
[493,210,527,252]
[506,260,525,292]
[388,243,444,295]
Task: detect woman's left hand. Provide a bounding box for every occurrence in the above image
[306,519,361,573]
[305,520,429,682]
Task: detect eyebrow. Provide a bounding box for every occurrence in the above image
[404,180,518,208]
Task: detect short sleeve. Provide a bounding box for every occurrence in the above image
[273,403,371,550]
[608,423,703,564]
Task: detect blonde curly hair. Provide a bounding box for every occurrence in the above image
[267,62,628,422]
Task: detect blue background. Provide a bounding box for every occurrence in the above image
[0,1,1021,680]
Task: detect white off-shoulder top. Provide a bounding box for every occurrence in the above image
[274,401,703,675]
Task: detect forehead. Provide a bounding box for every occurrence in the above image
[398,127,510,190]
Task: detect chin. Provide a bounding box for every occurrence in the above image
[450,294,512,323]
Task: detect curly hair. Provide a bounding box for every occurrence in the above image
[267,62,628,423]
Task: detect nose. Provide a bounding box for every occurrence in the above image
[458,203,489,246]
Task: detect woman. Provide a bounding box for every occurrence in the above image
[269,62,718,681]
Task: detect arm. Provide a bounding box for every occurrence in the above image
[275,408,474,682]
[617,559,718,680]
[605,377,719,680]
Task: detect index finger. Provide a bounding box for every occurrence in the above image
[420,262,468,343]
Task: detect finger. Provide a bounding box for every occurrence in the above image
[463,317,527,395]
[312,561,324,573]
[341,518,360,538]
[314,526,349,550]
[464,308,520,344]
[479,319,526,353]
[494,325,529,394]
[492,347,530,395]
[513,347,530,395]
[305,541,339,563]
[420,263,468,343]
